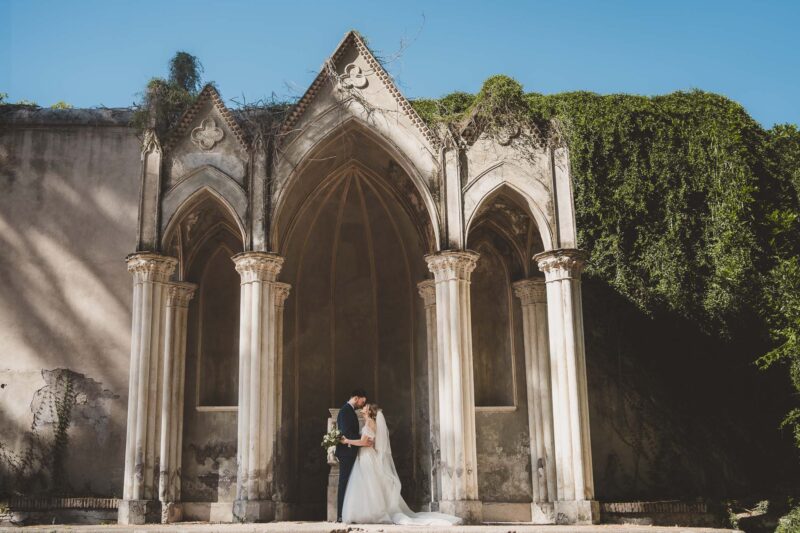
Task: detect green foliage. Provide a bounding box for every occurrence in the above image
[169,51,203,94]
[49,101,73,110]
[0,93,7,105]
[777,504,800,533]
[413,79,800,452]
[132,51,204,135]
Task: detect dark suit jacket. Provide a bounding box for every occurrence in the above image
[335,402,360,460]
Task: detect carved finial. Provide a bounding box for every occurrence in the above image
[141,128,161,157]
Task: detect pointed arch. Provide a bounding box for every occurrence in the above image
[161,165,248,247]
[463,163,555,251]
[272,116,441,253]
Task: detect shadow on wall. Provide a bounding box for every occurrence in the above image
[583,277,799,501]
[0,123,141,496]
[0,369,121,496]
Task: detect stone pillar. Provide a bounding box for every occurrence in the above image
[232,252,291,523]
[272,282,291,520]
[512,279,557,524]
[417,280,441,511]
[533,249,598,524]
[424,250,482,524]
[158,282,196,523]
[120,253,177,525]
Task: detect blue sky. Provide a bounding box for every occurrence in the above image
[2,0,798,127]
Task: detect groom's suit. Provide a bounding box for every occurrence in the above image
[335,401,360,521]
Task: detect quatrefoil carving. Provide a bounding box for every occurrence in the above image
[191,118,224,151]
[340,63,368,89]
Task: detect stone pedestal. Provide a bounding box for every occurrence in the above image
[120,253,177,525]
[232,252,291,523]
[424,250,482,524]
[534,249,598,525]
[513,279,557,525]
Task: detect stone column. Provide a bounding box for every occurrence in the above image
[512,279,557,523]
[272,282,291,520]
[533,249,598,524]
[232,252,291,523]
[424,250,482,524]
[417,280,441,511]
[158,282,196,523]
[120,253,177,525]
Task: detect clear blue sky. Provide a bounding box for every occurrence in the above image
[2,0,798,127]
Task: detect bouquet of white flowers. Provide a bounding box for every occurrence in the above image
[321,427,342,457]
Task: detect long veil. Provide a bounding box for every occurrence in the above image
[375,411,461,526]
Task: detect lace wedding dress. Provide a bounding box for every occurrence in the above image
[341,411,461,525]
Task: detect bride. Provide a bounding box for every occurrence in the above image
[340,403,462,526]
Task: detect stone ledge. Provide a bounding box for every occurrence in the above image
[7,497,120,510]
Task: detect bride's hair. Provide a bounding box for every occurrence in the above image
[365,403,380,420]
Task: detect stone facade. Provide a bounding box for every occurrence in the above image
[6,30,770,527]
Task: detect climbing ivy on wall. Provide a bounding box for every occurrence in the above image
[413,76,800,454]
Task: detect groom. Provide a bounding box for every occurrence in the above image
[335,389,373,522]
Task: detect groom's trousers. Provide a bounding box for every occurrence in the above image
[337,455,356,520]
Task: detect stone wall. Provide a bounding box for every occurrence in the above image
[0,108,140,497]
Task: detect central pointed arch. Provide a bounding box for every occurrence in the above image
[272,117,441,253]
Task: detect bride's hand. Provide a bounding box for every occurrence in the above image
[364,438,374,448]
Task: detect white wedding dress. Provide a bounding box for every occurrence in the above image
[341,411,462,526]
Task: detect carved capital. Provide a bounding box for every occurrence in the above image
[417,279,436,308]
[533,248,587,282]
[166,282,197,308]
[424,250,480,282]
[232,252,284,283]
[512,278,547,304]
[126,253,177,283]
[273,282,291,308]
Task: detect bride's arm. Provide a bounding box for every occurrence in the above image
[343,420,375,447]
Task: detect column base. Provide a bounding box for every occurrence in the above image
[439,499,482,524]
[531,501,555,524]
[274,501,293,521]
[118,499,161,525]
[232,499,274,523]
[554,499,600,524]
[161,501,183,523]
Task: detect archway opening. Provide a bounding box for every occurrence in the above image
[467,186,545,519]
[163,192,245,505]
[278,128,433,518]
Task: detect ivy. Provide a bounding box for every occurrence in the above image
[412,76,800,452]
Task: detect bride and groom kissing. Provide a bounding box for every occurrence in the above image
[334,389,461,525]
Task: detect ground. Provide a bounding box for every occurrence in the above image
[0,522,741,533]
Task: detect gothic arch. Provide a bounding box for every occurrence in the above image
[463,164,554,251]
[272,116,441,252]
[161,165,248,244]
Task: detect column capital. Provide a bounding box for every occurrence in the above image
[533,249,587,282]
[233,251,284,283]
[512,278,547,304]
[424,250,480,281]
[417,279,436,307]
[166,282,197,307]
[273,282,291,307]
[126,252,177,283]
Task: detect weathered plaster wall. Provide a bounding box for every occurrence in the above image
[0,109,140,496]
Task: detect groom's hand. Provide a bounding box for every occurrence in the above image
[364,438,374,448]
